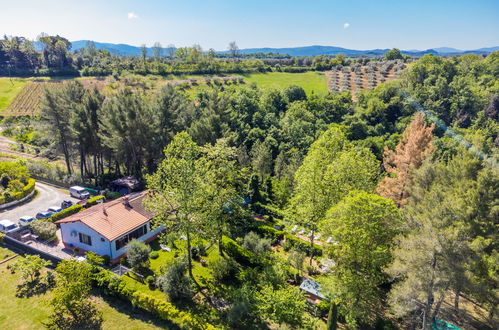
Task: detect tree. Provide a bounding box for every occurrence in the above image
[287,250,306,280]
[152,41,162,61]
[126,239,151,269]
[156,259,193,302]
[166,44,176,58]
[242,232,271,255]
[228,41,240,60]
[47,260,102,329]
[386,152,498,327]
[197,139,242,255]
[385,48,403,60]
[140,44,148,71]
[11,255,50,284]
[40,81,85,175]
[377,112,435,206]
[256,285,306,327]
[286,125,379,262]
[320,191,401,327]
[283,85,307,103]
[145,132,202,281]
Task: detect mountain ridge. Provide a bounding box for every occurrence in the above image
[68,40,498,57]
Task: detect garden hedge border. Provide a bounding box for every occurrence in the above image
[256,225,323,257]
[48,195,105,222]
[93,269,214,329]
[0,178,36,205]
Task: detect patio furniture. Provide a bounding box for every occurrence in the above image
[160,244,171,252]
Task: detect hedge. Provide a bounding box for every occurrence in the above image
[93,270,214,329]
[0,178,35,204]
[48,195,105,222]
[257,225,323,257]
[221,235,257,266]
[49,204,83,222]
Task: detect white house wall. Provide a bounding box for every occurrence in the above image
[60,221,112,256]
[111,223,165,259]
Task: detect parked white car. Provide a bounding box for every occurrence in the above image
[0,219,19,233]
[47,206,63,214]
[69,186,90,199]
[18,216,36,227]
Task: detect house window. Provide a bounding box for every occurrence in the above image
[115,224,148,251]
[79,233,92,246]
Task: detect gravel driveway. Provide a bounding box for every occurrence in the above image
[0,182,79,225]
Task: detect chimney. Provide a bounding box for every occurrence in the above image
[102,205,108,216]
[123,196,131,208]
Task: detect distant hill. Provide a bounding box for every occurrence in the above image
[68,41,498,57]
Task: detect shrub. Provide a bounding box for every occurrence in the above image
[86,195,105,207]
[257,225,284,244]
[126,240,151,269]
[221,236,257,266]
[211,258,238,284]
[156,259,193,302]
[105,191,122,200]
[198,245,207,257]
[191,247,199,261]
[284,233,322,257]
[31,220,57,242]
[101,255,110,266]
[146,275,156,288]
[130,291,208,329]
[149,251,159,259]
[0,232,5,245]
[242,232,271,255]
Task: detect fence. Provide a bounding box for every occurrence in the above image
[3,235,63,266]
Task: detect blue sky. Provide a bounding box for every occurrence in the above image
[1,0,498,50]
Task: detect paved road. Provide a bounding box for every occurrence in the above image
[0,182,79,225]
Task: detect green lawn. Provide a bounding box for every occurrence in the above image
[241,71,329,96]
[121,239,220,299]
[0,257,163,329]
[0,78,29,111]
[0,246,16,262]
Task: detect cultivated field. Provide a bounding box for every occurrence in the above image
[326,60,406,98]
[0,78,29,112]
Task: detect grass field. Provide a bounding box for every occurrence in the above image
[241,71,329,96]
[0,257,163,329]
[0,78,29,111]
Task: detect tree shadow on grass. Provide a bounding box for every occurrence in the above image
[16,280,50,298]
[94,290,180,330]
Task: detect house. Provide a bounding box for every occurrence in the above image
[56,191,163,263]
[299,278,326,304]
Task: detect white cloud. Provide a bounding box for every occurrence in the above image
[343,22,350,29]
[128,12,138,19]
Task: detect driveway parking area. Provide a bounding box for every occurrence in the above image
[0,182,79,225]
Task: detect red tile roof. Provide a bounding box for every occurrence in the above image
[56,191,153,241]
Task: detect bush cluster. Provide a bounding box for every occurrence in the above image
[92,270,211,329]
[221,236,257,266]
[0,178,35,204]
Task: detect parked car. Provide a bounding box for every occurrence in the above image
[69,186,90,199]
[47,206,63,214]
[18,216,36,227]
[61,200,73,209]
[36,211,53,219]
[0,219,19,233]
